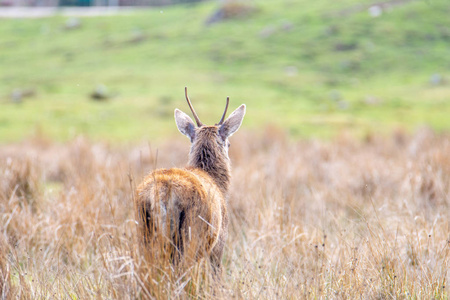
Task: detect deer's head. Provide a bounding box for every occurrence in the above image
[174,87,245,171]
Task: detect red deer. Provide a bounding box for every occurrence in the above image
[136,87,246,272]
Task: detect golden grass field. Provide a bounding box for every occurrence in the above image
[0,128,449,299]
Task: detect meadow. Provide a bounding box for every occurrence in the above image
[0,128,449,298]
[0,0,450,142]
[1,0,450,298]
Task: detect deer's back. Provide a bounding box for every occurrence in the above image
[136,168,224,254]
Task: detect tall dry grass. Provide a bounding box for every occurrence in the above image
[0,128,449,299]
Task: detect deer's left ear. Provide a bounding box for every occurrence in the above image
[175,109,196,142]
[219,104,246,140]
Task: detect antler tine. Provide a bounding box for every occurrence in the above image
[218,96,229,125]
[185,87,203,127]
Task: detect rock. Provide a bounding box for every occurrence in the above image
[65,18,81,30]
[368,5,383,17]
[259,25,276,39]
[90,84,110,101]
[429,73,444,86]
[205,2,257,26]
[129,29,146,44]
[10,88,36,103]
[334,42,357,52]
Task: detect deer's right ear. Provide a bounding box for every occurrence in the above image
[175,109,196,141]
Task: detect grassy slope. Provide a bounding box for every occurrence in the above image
[0,0,450,142]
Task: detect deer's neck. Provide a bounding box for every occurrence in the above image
[188,146,231,196]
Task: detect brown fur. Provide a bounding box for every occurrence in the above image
[136,126,232,270]
[135,91,245,272]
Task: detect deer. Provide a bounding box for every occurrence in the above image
[135,87,246,273]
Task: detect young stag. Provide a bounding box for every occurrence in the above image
[136,87,245,271]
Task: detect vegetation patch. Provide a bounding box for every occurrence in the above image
[0,130,449,297]
[0,0,449,142]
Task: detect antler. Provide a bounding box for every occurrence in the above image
[185,87,203,127]
[217,96,229,125]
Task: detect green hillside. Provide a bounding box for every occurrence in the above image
[1,0,449,142]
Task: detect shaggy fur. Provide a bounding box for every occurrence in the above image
[136,167,224,267]
[135,99,245,272]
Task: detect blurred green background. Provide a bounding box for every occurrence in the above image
[0,0,449,143]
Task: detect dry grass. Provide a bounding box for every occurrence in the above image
[0,128,449,299]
